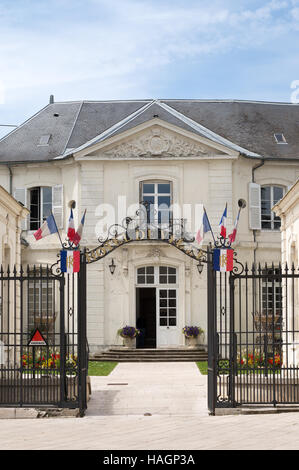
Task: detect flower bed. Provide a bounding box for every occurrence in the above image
[21,350,77,376]
[238,350,281,371]
[217,350,282,375]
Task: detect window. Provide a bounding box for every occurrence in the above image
[261,185,284,230]
[38,134,51,146]
[29,187,52,231]
[274,133,287,144]
[159,289,177,327]
[141,181,171,226]
[159,266,176,284]
[137,266,155,285]
[253,267,283,354]
[28,271,55,335]
[136,266,177,285]
[262,268,282,316]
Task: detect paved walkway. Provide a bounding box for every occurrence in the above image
[1,362,299,450]
[85,362,207,417]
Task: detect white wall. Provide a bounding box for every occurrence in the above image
[1,123,298,353]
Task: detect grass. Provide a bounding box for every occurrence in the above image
[196,361,208,375]
[196,361,282,376]
[88,361,118,376]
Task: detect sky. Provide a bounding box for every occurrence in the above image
[0,0,299,138]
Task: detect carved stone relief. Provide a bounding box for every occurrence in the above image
[102,126,216,159]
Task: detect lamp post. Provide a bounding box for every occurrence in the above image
[109,258,116,275]
[197,262,204,275]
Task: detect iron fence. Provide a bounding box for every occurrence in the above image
[0,257,87,414]
[208,255,299,413]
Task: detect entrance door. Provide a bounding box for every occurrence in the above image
[157,287,179,347]
[136,288,156,348]
[136,265,179,348]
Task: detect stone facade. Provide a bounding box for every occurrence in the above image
[0,185,29,268]
[273,180,299,364]
[0,116,298,354]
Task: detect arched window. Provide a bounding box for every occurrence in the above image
[136,266,177,285]
[137,266,155,284]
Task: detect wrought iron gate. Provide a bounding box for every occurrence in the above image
[0,253,87,414]
[208,252,299,414]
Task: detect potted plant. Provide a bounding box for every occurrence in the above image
[117,325,140,348]
[182,326,204,349]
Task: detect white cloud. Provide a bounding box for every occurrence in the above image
[291,6,299,19]
[0,80,5,104]
[0,0,297,107]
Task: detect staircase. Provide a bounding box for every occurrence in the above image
[91,347,208,362]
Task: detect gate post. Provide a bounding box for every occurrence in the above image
[59,273,67,405]
[229,272,236,407]
[207,246,217,415]
[78,249,87,416]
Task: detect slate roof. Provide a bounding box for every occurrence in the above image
[1,99,299,163]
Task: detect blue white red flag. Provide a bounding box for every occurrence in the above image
[60,250,80,273]
[219,205,227,238]
[213,248,234,272]
[228,209,240,245]
[73,210,86,246]
[67,209,76,242]
[34,214,58,241]
[196,210,212,245]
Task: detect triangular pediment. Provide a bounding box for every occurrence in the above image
[74,119,239,160]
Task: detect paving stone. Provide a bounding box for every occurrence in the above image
[0,408,16,419]
[15,409,39,419]
[1,363,299,449]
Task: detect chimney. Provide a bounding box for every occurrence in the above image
[49,94,54,104]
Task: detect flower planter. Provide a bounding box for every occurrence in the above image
[185,336,199,349]
[182,327,204,349]
[123,336,135,348]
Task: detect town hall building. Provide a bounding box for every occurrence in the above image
[0,98,299,354]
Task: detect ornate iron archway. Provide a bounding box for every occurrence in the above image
[83,203,209,265]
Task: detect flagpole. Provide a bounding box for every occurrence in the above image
[51,210,63,248]
[204,207,216,246]
[228,206,241,247]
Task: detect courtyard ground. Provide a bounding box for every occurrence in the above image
[0,362,299,450]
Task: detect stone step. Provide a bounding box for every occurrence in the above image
[92,349,208,362]
[95,351,207,357]
[98,351,207,356]
[97,353,207,358]
[107,348,206,354]
[91,356,207,362]
[92,346,208,362]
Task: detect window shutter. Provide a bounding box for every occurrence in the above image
[52,185,64,229]
[249,182,261,230]
[14,188,28,230]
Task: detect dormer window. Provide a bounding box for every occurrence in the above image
[274,133,287,144]
[38,134,51,146]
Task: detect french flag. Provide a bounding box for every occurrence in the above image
[219,205,227,239]
[73,210,86,246]
[67,209,76,242]
[213,249,234,272]
[228,209,240,245]
[196,210,212,245]
[60,250,80,273]
[34,214,58,241]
